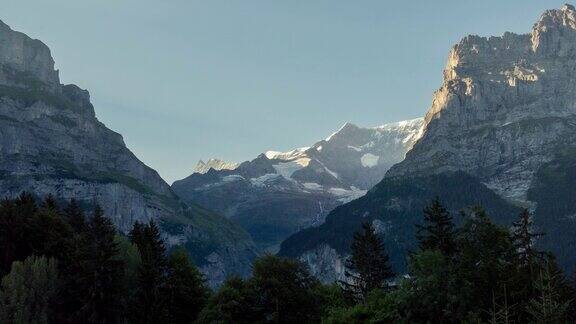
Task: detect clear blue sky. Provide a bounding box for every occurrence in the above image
[3,0,566,183]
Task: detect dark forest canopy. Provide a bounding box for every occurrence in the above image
[0,193,575,323]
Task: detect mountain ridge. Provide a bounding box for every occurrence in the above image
[0,18,257,287]
[173,117,423,251]
[280,3,576,281]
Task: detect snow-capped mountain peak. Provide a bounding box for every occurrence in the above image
[264,147,310,160]
[173,117,424,252]
[194,158,238,174]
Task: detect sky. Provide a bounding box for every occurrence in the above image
[2,0,567,183]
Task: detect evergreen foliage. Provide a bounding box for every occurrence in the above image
[526,261,572,323]
[340,222,394,302]
[129,220,169,323]
[165,247,209,324]
[74,204,124,323]
[416,197,457,256]
[1,192,576,323]
[0,194,207,324]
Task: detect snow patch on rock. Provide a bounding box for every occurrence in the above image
[361,153,380,168]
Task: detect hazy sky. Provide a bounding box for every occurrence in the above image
[3,1,566,183]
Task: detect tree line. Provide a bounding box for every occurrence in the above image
[1,193,575,323]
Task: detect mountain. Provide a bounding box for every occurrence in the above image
[194,158,239,174]
[0,19,256,286]
[280,4,576,281]
[172,118,423,251]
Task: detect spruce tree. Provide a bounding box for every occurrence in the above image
[28,201,74,266]
[64,199,85,232]
[340,222,394,302]
[75,205,123,323]
[250,255,321,323]
[129,220,168,323]
[526,261,571,323]
[416,197,456,256]
[0,193,38,275]
[41,194,59,213]
[165,247,209,324]
[511,209,542,269]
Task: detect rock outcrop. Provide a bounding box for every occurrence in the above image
[0,19,257,287]
[388,4,576,204]
[281,4,576,280]
[173,118,423,252]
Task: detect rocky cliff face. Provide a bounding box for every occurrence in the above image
[388,4,576,203]
[0,19,256,287]
[281,4,576,280]
[173,118,423,252]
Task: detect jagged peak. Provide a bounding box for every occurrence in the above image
[375,117,424,131]
[264,147,309,160]
[562,3,575,11]
[194,158,238,174]
[325,122,361,141]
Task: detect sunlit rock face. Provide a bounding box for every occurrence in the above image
[283,4,576,281]
[388,4,576,203]
[173,118,423,252]
[0,19,257,287]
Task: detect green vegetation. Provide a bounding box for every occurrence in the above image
[2,192,575,323]
[279,171,521,272]
[0,193,210,323]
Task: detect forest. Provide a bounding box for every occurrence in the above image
[0,193,574,323]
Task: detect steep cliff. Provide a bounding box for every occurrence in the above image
[388,4,576,204]
[281,4,576,280]
[0,19,256,286]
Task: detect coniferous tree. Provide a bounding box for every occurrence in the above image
[340,222,394,302]
[511,209,543,268]
[64,199,85,232]
[455,207,519,321]
[28,202,74,266]
[41,194,59,213]
[0,255,59,324]
[416,197,456,256]
[197,277,259,324]
[73,205,123,323]
[0,193,38,275]
[129,220,168,323]
[114,234,141,313]
[526,261,571,323]
[165,247,210,324]
[250,255,321,323]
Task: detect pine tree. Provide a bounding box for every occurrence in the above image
[165,247,209,324]
[0,193,38,275]
[129,220,168,323]
[455,207,520,321]
[64,199,85,232]
[0,255,59,324]
[250,255,321,323]
[340,222,394,302]
[525,261,571,323]
[511,209,542,269]
[74,204,123,323]
[487,286,516,324]
[416,197,456,256]
[41,194,59,213]
[28,200,74,265]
